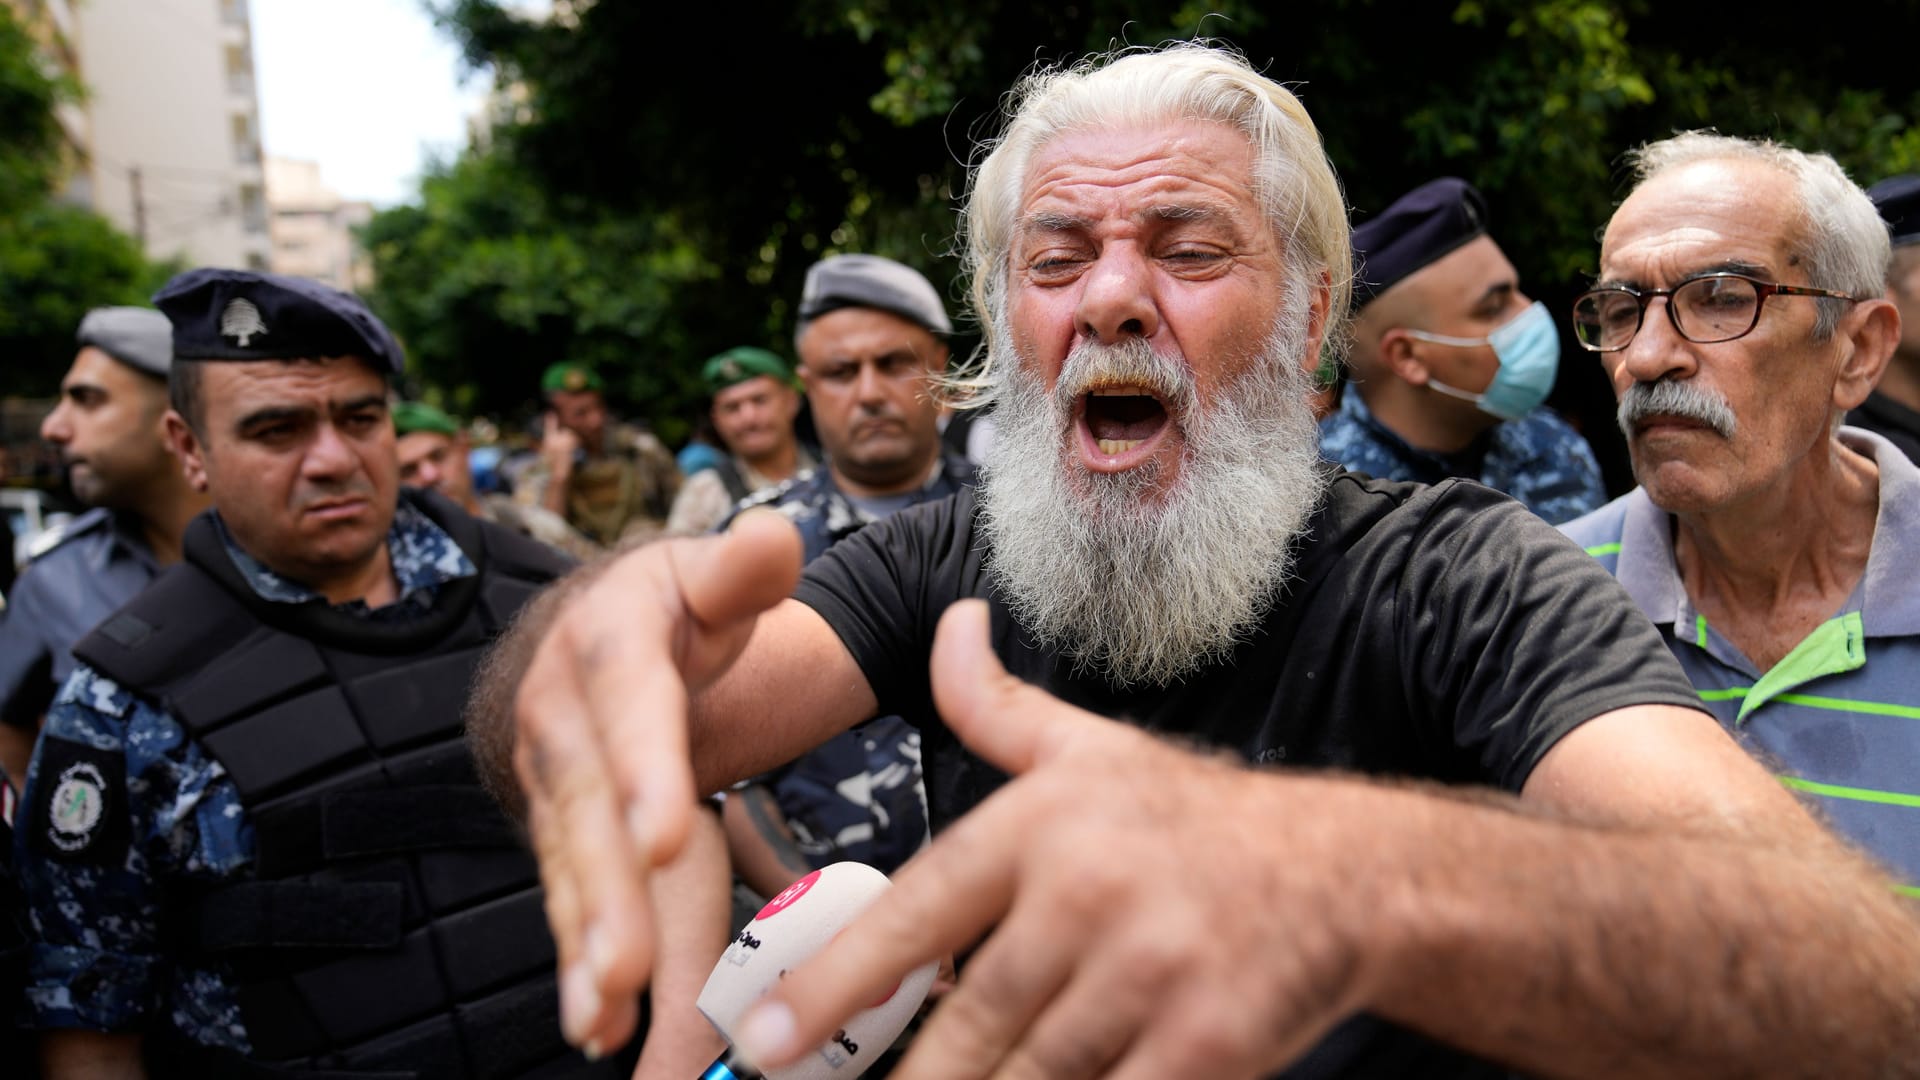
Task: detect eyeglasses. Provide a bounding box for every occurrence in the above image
[1570,273,1861,353]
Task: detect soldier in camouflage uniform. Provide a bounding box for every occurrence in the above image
[717,254,972,899]
[665,348,816,537]
[393,400,601,563]
[0,308,209,789]
[14,270,730,1078]
[517,362,682,547]
[1321,178,1604,524]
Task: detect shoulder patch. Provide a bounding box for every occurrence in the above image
[27,738,131,865]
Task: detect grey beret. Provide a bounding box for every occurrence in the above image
[75,306,174,377]
[798,254,952,335]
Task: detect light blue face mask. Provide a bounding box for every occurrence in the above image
[1402,300,1560,421]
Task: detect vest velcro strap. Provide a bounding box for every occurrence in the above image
[197,881,405,953]
[323,786,521,857]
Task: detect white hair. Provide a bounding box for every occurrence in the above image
[949,42,1351,404]
[1622,132,1890,337]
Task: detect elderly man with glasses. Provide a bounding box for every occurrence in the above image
[1562,132,1920,887]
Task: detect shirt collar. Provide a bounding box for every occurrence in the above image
[1612,426,1920,636]
[215,499,477,609]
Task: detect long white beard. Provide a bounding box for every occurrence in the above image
[979,290,1328,688]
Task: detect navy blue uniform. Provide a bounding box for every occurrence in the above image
[1319,392,1604,525]
[15,503,473,1045]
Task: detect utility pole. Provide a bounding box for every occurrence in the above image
[129,165,147,250]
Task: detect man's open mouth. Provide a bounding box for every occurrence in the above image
[1077,384,1172,461]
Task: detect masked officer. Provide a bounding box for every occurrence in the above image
[13,270,727,1078]
[0,308,208,786]
[1321,178,1605,523]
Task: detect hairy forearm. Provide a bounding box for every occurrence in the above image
[1350,780,1920,1077]
[634,805,731,1076]
[722,784,815,897]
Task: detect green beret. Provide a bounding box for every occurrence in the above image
[701,346,794,394]
[541,361,603,394]
[392,400,461,437]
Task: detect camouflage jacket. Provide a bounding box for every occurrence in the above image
[1318,391,1606,526]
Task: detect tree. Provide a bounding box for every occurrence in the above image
[385,0,1920,484]
[0,7,171,398]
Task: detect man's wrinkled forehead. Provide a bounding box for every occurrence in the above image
[1600,161,1802,284]
[1015,123,1265,236]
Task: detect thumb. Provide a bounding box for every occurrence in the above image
[930,599,1104,775]
[678,508,804,627]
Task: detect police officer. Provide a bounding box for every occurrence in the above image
[14,270,728,1078]
[1321,178,1606,524]
[665,348,816,537]
[519,362,682,547]
[0,308,208,787]
[718,254,973,898]
[1846,175,1920,462]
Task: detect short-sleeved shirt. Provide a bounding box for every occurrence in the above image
[15,501,477,1044]
[720,457,975,873]
[1319,391,1606,525]
[1562,428,1920,888]
[792,470,1705,1077]
[0,509,162,729]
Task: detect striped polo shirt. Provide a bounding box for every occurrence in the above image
[1561,428,1920,891]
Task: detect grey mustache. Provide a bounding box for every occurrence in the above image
[1617,378,1738,440]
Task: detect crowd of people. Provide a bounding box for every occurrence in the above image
[1,39,1919,1080]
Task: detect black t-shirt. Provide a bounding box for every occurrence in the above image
[793,469,1704,1078]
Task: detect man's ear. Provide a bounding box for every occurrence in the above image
[1378,329,1432,387]
[163,410,210,492]
[1833,297,1900,411]
[1298,271,1333,382]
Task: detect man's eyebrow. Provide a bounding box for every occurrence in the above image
[234,404,315,431]
[1474,281,1516,308]
[1595,259,1771,291]
[1021,211,1090,234]
[336,394,389,415]
[1148,203,1222,222]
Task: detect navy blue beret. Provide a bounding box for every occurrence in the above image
[1350,177,1489,309]
[1869,175,1920,247]
[152,268,404,374]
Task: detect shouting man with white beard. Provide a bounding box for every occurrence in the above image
[472,45,1920,1078]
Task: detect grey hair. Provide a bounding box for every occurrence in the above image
[948,42,1351,405]
[1621,132,1889,338]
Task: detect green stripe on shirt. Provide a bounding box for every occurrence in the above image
[1778,775,1920,809]
[1584,541,1622,557]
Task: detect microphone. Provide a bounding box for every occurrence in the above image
[695,862,939,1079]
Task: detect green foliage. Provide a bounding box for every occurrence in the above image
[397,0,1920,444]
[0,7,171,397]
[0,6,67,215]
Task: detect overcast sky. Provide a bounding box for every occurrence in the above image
[251,0,493,206]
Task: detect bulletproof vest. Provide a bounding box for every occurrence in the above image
[73,492,610,1079]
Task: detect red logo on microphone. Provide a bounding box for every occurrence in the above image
[755,869,822,921]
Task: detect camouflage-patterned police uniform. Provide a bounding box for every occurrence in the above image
[15,268,605,1078]
[1320,391,1605,526]
[719,455,975,872]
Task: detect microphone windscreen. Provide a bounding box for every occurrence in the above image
[697,862,939,1080]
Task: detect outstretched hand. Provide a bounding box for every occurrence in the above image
[733,599,1382,1079]
[512,511,803,1054]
